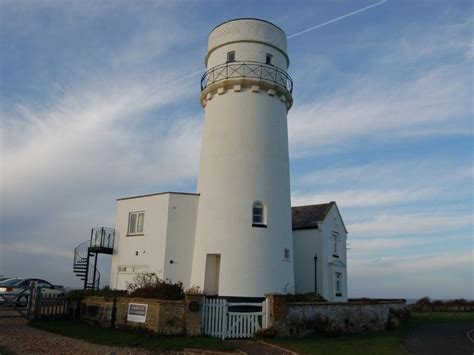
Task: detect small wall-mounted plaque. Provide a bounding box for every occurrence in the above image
[127,303,148,323]
[188,301,200,312]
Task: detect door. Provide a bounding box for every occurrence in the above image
[204,254,220,295]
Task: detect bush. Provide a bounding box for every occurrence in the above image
[286,293,327,302]
[67,286,127,301]
[126,273,185,300]
[415,296,431,306]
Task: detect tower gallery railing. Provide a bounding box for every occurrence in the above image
[201,61,293,93]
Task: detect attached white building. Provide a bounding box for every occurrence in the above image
[109,18,349,301]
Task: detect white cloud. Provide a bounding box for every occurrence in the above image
[349,212,473,237]
[292,187,437,208]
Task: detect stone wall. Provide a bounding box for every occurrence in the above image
[79,293,203,335]
[266,294,407,337]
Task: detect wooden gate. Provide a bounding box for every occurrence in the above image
[203,298,268,339]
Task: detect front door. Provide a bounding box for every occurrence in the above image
[204,254,220,295]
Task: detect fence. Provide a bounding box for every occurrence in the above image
[26,284,68,320]
[203,298,268,339]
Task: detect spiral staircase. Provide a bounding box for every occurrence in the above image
[73,227,115,290]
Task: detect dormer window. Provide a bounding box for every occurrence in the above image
[227,51,235,63]
[252,202,266,227]
[265,53,273,65]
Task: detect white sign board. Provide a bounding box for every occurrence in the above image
[127,303,148,323]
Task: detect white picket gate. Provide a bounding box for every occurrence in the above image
[203,298,268,339]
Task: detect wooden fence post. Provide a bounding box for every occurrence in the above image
[33,286,43,320]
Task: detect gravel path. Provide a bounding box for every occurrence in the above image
[0,311,238,355]
[0,311,152,354]
[0,311,295,355]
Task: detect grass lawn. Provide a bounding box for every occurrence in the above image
[266,312,474,355]
[0,345,16,355]
[28,319,234,352]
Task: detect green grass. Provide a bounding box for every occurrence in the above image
[28,319,234,352]
[0,345,16,355]
[266,312,474,355]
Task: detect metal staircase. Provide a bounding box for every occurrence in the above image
[73,227,115,290]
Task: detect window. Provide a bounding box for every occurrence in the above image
[252,202,266,226]
[265,53,273,65]
[332,231,339,257]
[227,51,235,63]
[284,248,290,259]
[335,272,342,293]
[128,211,145,235]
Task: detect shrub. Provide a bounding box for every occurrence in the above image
[186,285,203,295]
[415,296,431,306]
[67,286,127,301]
[286,292,327,302]
[126,273,185,300]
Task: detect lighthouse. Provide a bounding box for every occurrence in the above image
[190,18,295,297]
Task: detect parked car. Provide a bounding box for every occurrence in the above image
[0,277,11,282]
[0,278,65,307]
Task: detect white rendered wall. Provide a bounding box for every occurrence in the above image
[292,204,348,301]
[191,19,294,297]
[110,194,170,289]
[110,193,199,290]
[162,193,199,289]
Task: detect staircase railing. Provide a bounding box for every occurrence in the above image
[73,240,89,267]
[90,227,115,249]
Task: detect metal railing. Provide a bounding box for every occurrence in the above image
[90,227,115,249]
[201,61,293,93]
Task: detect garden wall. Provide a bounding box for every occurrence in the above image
[77,293,203,335]
[266,294,407,337]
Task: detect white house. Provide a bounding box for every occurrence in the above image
[109,18,348,302]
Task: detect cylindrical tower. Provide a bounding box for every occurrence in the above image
[190,18,294,297]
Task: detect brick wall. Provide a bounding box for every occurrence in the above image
[266,294,407,337]
[79,293,203,335]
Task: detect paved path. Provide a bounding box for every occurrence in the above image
[404,321,474,355]
[227,340,296,355]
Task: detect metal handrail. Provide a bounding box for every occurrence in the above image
[90,227,115,249]
[201,61,293,93]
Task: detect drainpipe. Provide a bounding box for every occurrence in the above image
[314,254,318,294]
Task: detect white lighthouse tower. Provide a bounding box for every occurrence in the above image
[190,18,295,297]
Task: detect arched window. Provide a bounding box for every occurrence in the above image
[252,202,266,227]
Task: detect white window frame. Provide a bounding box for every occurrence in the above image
[252,202,266,226]
[265,53,273,65]
[335,272,342,293]
[227,51,235,63]
[128,211,145,235]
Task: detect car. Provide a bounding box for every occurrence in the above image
[0,278,65,307]
[0,277,11,282]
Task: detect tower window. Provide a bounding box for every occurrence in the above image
[252,202,266,227]
[128,211,145,235]
[227,51,235,63]
[284,248,290,259]
[265,53,273,65]
[335,272,342,294]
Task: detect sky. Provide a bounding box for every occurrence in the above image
[0,0,472,299]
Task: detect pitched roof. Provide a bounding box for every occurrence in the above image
[291,202,335,230]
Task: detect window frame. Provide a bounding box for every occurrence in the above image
[128,211,145,236]
[265,53,273,65]
[226,51,235,63]
[335,272,342,294]
[252,202,267,227]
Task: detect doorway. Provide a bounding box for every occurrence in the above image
[204,254,220,295]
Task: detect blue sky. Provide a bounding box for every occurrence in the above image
[1,0,472,299]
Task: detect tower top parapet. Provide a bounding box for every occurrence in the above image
[205,18,289,68]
